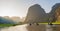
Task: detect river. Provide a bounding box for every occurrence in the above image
[0,24,28,31]
[0,24,55,31]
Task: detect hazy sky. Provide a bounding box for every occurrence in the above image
[0,0,60,18]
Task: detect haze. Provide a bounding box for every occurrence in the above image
[0,0,60,18]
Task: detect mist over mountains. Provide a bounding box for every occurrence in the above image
[0,3,60,24]
[0,17,15,24]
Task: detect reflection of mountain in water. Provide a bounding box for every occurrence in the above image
[26,3,60,31]
[0,17,16,24]
[0,24,46,31]
[1,3,60,31]
[27,24,46,31]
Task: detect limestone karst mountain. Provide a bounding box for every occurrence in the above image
[24,4,48,23]
[49,3,60,22]
[24,3,60,24]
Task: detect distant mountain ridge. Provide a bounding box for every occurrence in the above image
[0,17,16,24]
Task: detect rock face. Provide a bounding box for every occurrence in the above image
[50,3,60,22]
[24,3,60,24]
[25,4,48,23]
[50,3,60,31]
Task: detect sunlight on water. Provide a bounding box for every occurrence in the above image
[0,24,28,31]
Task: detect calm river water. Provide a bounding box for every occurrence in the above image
[0,24,28,31]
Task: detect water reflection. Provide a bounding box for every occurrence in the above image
[0,24,28,31]
[0,24,60,31]
[0,24,47,31]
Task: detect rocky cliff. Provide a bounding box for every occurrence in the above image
[50,3,60,22]
[24,4,48,23]
[24,3,60,24]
